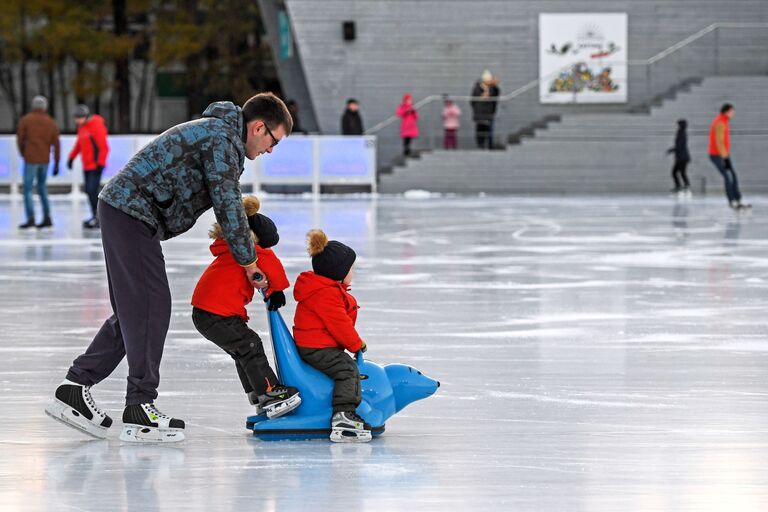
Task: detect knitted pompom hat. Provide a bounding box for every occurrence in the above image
[307,229,356,281]
[249,213,279,248]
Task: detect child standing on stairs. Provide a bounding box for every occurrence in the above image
[442,95,461,150]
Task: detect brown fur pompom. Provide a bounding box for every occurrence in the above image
[243,196,261,216]
[208,195,260,240]
[307,229,329,256]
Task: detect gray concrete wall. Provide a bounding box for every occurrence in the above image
[379,76,768,194]
[276,0,768,166]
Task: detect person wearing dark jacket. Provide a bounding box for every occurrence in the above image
[667,119,691,194]
[470,70,500,149]
[68,104,109,229]
[16,95,60,229]
[286,100,305,134]
[341,99,364,135]
[46,92,293,444]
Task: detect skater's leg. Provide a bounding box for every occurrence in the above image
[671,161,682,190]
[96,200,171,406]
[22,164,35,223]
[710,155,737,204]
[298,347,370,442]
[724,158,742,202]
[84,169,103,220]
[297,347,360,413]
[66,212,128,386]
[680,161,690,189]
[191,308,300,417]
[192,308,278,395]
[35,164,51,220]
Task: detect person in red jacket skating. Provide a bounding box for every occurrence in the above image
[67,104,109,228]
[293,229,371,443]
[191,196,301,419]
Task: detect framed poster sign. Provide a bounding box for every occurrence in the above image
[539,13,628,104]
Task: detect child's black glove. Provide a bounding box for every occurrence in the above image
[265,290,286,311]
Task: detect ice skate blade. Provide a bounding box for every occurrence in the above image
[45,399,108,439]
[265,394,302,419]
[120,424,185,443]
[329,428,372,443]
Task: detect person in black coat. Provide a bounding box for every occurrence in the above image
[470,70,500,149]
[341,99,364,135]
[667,119,691,193]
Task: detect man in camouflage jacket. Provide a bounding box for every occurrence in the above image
[48,93,293,441]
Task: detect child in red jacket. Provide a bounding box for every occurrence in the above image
[192,196,301,419]
[293,229,371,442]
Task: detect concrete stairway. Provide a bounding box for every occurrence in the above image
[379,76,768,195]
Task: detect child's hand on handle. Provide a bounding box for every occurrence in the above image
[359,342,367,353]
[245,262,268,290]
[264,290,286,311]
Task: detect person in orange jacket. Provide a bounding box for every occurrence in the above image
[191,196,301,419]
[708,103,749,210]
[67,104,109,228]
[293,229,371,443]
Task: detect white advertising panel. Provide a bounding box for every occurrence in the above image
[539,13,628,104]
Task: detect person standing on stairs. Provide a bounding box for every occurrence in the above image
[471,70,500,149]
[667,119,691,196]
[396,93,419,157]
[708,103,750,210]
[442,95,461,150]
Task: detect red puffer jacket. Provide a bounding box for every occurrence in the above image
[68,114,109,171]
[292,271,364,352]
[191,239,289,321]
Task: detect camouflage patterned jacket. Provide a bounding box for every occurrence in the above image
[99,102,256,266]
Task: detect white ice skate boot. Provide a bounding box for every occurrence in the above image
[45,379,113,439]
[330,411,372,443]
[120,403,185,443]
[257,385,301,419]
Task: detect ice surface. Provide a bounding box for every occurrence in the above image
[1,195,767,511]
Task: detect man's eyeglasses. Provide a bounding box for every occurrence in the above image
[264,123,279,148]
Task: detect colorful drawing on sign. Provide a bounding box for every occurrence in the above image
[549,63,620,94]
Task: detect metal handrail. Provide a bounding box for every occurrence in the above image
[365,22,768,135]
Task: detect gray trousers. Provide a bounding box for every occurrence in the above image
[297,347,361,413]
[66,200,171,405]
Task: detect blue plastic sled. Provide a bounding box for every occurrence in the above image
[246,303,440,440]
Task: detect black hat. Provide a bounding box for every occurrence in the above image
[307,229,356,281]
[248,213,279,248]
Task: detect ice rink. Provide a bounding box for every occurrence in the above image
[1,194,767,511]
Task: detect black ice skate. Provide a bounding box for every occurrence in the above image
[330,411,372,443]
[257,385,301,419]
[45,379,113,439]
[120,403,185,443]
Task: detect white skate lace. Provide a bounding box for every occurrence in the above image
[145,404,170,419]
[83,386,106,418]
